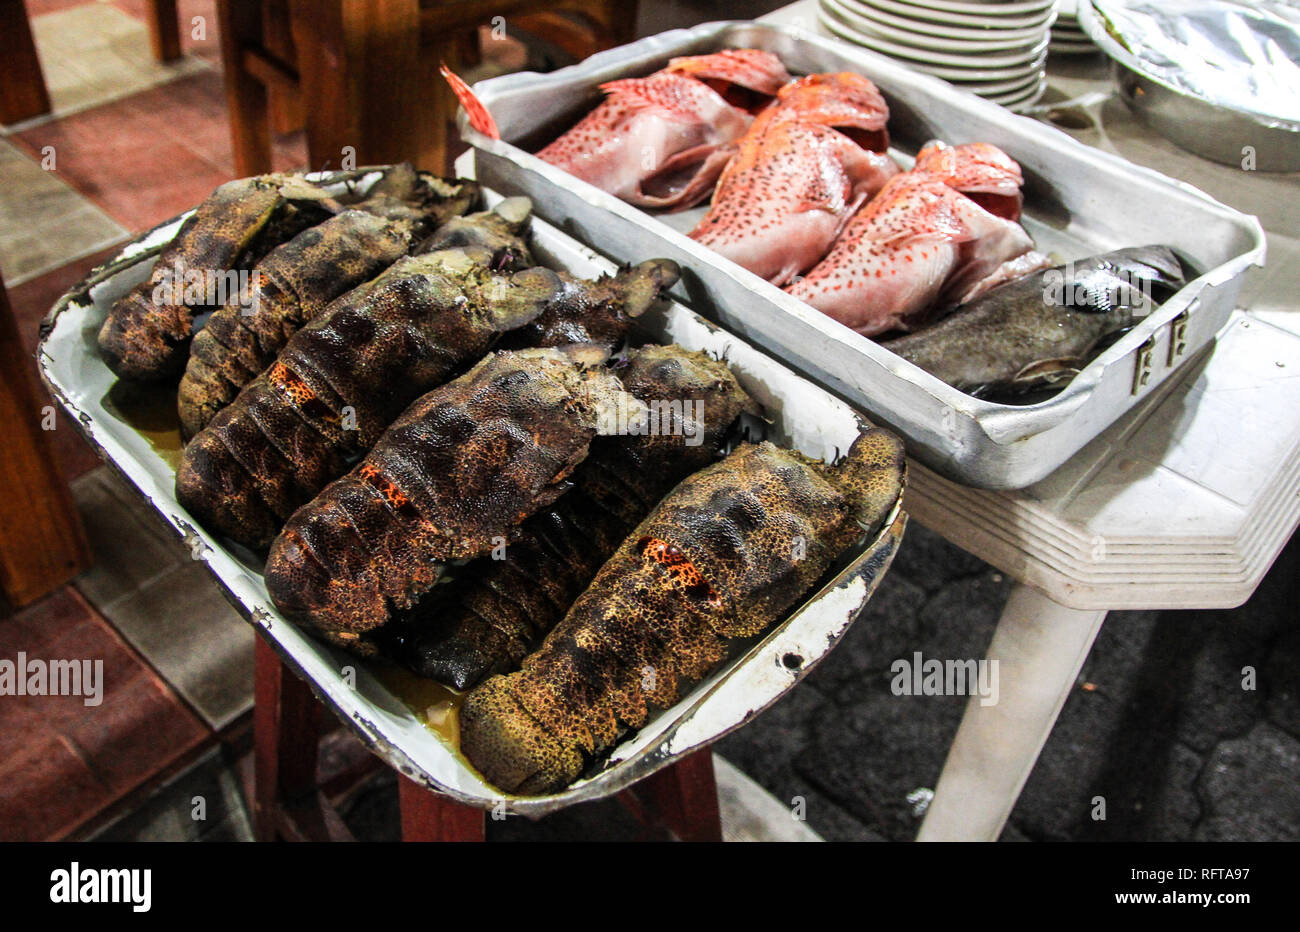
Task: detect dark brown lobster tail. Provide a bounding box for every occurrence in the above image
[459,431,906,794]
[98,166,477,388]
[176,209,414,438]
[263,347,644,642]
[500,259,680,352]
[175,232,564,551]
[97,175,333,383]
[374,344,758,687]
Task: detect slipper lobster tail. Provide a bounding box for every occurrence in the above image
[459,429,906,794]
[263,347,645,642]
[373,343,758,684]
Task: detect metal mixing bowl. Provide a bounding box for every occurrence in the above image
[1079,0,1300,172]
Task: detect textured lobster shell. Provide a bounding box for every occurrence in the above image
[263,347,643,640]
[175,249,563,551]
[374,343,757,686]
[460,430,907,794]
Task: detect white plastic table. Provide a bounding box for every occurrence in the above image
[760,0,1300,841]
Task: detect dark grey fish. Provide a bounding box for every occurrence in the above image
[885,245,1186,397]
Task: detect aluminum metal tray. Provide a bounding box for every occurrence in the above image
[37,184,906,817]
[456,20,1267,490]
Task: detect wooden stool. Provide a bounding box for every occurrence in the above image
[213,0,637,177]
[252,637,723,842]
[0,272,90,608]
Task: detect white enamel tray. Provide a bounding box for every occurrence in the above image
[37,183,907,816]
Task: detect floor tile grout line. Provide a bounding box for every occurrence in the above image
[0,135,132,283]
[5,126,190,241]
[0,54,216,139]
[82,737,255,842]
[75,559,256,731]
[62,582,217,733]
[59,713,250,841]
[4,231,132,290]
[5,93,252,237]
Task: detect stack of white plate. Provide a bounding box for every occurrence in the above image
[817,0,1056,112]
[1050,0,1097,54]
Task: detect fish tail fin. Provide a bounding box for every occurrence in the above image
[440,63,500,140]
[1128,245,1186,290]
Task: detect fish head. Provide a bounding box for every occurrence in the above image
[914,141,1025,220]
[663,48,792,110]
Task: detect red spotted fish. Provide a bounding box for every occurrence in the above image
[689,73,901,284]
[787,141,1050,336]
[445,51,791,211]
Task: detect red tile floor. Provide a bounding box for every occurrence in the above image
[0,588,209,840]
[1,0,305,841]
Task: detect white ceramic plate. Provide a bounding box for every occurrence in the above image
[1048,40,1099,54]
[841,0,1053,42]
[821,1,1051,67]
[993,72,1048,108]
[954,69,1043,95]
[896,0,1056,17]
[897,47,1048,81]
[859,0,1055,30]
[836,8,1053,53]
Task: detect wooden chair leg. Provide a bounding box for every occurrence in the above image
[290,0,446,172]
[253,636,322,841]
[586,0,639,47]
[0,0,52,125]
[215,0,272,176]
[0,275,90,608]
[627,750,723,842]
[262,0,303,136]
[398,773,485,842]
[146,0,182,63]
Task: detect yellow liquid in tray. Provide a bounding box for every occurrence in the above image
[373,663,465,747]
[103,378,469,752]
[101,380,184,471]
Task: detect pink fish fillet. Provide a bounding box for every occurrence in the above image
[691,122,899,285]
[689,73,901,285]
[534,50,792,211]
[788,141,1046,336]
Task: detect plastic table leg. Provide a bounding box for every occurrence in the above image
[917,583,1107,841]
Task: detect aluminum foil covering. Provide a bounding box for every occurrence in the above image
[1092,0,1300,131]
